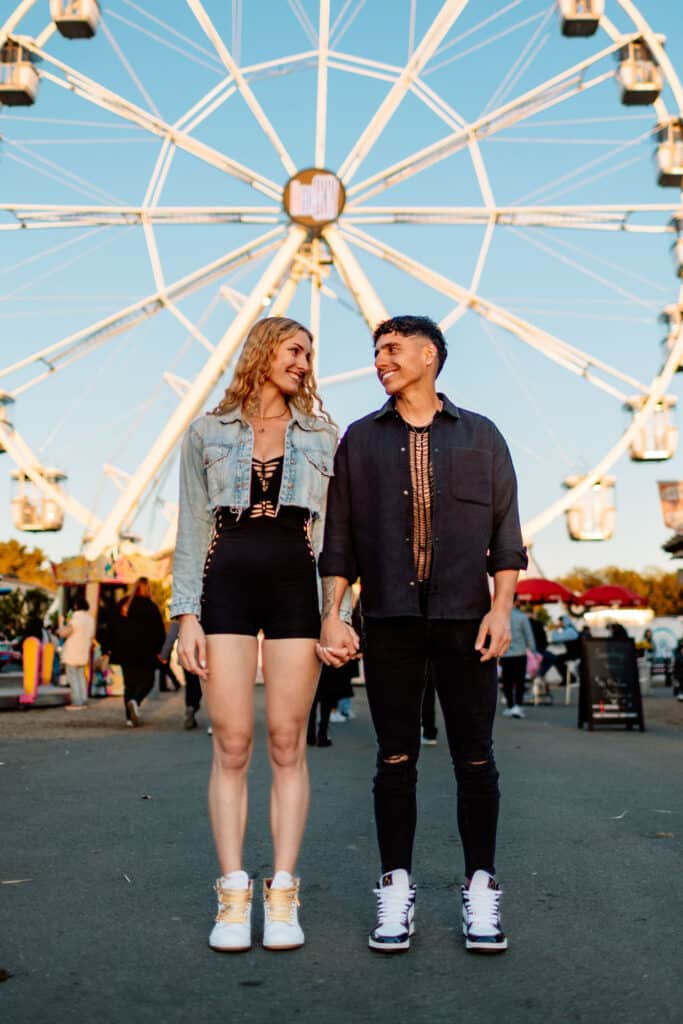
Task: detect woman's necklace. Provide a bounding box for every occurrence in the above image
[255,406,289,434]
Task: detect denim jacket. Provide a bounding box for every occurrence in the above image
[170,404,339,620]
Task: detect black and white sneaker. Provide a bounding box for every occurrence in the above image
[368,869,416,953]
[461,870,508,953]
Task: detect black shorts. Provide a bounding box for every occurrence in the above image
[200,508,320,640]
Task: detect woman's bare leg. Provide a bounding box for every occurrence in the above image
[262,638,320,875]
[204,635,259,875]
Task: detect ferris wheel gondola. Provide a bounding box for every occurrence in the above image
[0,0,682,559]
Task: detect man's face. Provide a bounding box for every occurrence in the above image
[374,331,436,395]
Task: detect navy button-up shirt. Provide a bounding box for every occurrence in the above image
[319,394,527,620]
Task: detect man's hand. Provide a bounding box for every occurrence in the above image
[177,614,208,680]
[317,614,359,668]
[475,605,512,662]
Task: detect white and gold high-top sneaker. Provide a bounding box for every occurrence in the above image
[262,877,304,950]
[209,878,253,952]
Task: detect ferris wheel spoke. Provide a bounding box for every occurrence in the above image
[2,226,286,394]
[186,0,297,176]
[17,39,282,200]
[337,0,471,185]
[522,330,683,541]
[0,0,39,49]
[513,125,657,206]
[508,226,665,310]
[100,16,161,119]
[346,35,629,206]
[343,202,679,233]
[339,223,648,402]
[322,224,388,331]
[165,302,215,354]
[0,203,282,230]
[315,0,330,167]
[83,224,308,558]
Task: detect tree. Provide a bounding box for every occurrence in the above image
[556,565,682,617]
[0,588,52,639]
[0,540,55,590]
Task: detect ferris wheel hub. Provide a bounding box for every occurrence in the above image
[283,168,346,232]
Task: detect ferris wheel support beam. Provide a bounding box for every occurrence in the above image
[346,35,630,205]
[323,225,389,331]
[522,332,683,542]
[186,0,297,176]
[82,225,308,560]
[337,0,471,184]
[315,0,331,167]
[17,40,283,200]
[270,271,302,317]
[0,423,101,533]
[0,227,286,389]
[309,238,323,381]
[340,224,647,399]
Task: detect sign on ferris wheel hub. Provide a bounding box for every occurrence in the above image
[284,169,346,231]
[0,1,682,563]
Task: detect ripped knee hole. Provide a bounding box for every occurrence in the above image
[383,754,410,765]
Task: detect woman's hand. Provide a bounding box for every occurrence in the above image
[177,614,209,680]
[317,615,359,668]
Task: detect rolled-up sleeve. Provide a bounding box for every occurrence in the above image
[319,430,358,584]
[170,423,214,618]
[486,425,528,576]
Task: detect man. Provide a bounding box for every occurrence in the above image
[536,614,581,684]
[318,315,526,954]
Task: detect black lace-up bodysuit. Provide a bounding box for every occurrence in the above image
[200,456,320,639]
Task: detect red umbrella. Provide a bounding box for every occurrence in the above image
[514,578,578,605]
[577,585,648,609]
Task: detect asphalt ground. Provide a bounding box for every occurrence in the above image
[1,686,681,1024]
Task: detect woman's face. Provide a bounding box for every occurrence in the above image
[266,330,312,397]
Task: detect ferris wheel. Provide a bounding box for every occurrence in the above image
[0,0,682,562]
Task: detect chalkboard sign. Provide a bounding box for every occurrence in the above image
[578,637,645,731]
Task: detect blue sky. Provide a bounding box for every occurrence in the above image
[1,0,682,577]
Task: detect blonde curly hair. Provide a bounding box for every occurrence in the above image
[212,316,333,423]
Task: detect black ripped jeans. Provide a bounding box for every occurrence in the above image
[363,616,500,879]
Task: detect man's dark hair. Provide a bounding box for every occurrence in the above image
[373,315,447,376]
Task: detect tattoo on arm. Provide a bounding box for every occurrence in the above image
[321,577,336,620]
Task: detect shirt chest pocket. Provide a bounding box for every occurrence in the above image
[448,448,492,505]
[203,443,236,500]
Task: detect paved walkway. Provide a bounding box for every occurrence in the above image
[1,687,680,1024]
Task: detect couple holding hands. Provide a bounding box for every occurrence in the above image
[170,313,526,955]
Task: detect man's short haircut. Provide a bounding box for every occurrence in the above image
[373,315,447,376]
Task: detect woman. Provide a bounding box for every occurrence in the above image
[58,594,95,710]
[111,577,166,727]
[171,316,353,953]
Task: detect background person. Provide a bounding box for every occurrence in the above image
[58,595,95,710]
[499,595,536,719]
[159,620,204,730]
[111,577,166,727]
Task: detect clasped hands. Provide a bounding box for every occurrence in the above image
[316,614,359,668]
